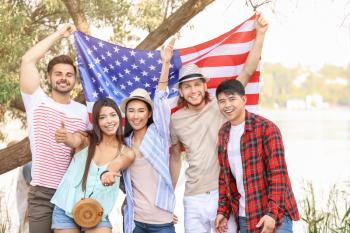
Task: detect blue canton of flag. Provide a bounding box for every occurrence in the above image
[74,31,181,107]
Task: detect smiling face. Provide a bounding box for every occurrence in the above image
[179,78,207,109]
[126,99,152,132]
[98,106,120,136]
[217,92,246,125]
[48,63,76,94]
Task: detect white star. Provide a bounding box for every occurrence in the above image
[113,90,119,95]
[92,78,96,83]
[106,51,112,57]
[131,64,138,69]
[118,73,124,78]
[97,73,102,78]
[115,60,121,66]
[157,59,162,64]
[85,36,90,41]
[144,82,150,88]
[127,80,133,86]
[122,55,128,61]
[88,63,95,69]
[170,63,174,68]
[87,49,92,55]
[99,86,104,93]
[94,58,101,64]
[124,68,130,74]
[142,70,148,76]
[105,81,110,87]
[93,45,98,51]
[92,91,98,98]
[170,75,175,79]
[114,46,120,53]
[147,51,154,58]
[139,58,145,64]
[101,55,106,60]
[152,76,158,82]
[129,50,136,56]
[109,64,115,69]
[134,76,140,82]
[120,84,126,90]
[112,76,117,81]
[149,65,156,71]
[98,41,104,47]
[103,67,109,73]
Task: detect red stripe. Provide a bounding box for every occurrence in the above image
[179,15,255,56]
[246,94,259,105]
[196,53,250,67]
[206,72,260,88]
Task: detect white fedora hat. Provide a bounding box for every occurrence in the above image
[177,63,207,85]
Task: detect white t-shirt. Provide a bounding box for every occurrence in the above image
[21,87,89,189]
[227,121,246,217]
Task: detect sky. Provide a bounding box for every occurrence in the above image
[172,0,350,69]
[91,0,350,69]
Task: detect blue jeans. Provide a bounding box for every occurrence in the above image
[239,215,293,233]
[133,220,176,233]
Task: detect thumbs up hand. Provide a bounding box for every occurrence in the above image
[55,121,68,143]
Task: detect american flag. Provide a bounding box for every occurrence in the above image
[74,14,260,116]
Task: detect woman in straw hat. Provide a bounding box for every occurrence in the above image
[101,38,177,233]
[52,97,135,233]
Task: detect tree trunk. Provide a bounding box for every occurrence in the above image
[61,0,90,34]
[1,0,215,175]
[0,138,31,175]
[136,0,214,50]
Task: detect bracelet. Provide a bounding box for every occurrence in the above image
[158,80,168,83]
[100,170,109,180]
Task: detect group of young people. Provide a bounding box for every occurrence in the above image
[20,12,299,233]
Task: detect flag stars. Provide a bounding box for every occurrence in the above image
[134,76,140,82]
[122,55,128,61]
[115,60,121,66]
[139,58,145,64]
[157,59,162,64]
[170,63,174,68]
[142,70,148,76]
[149,65,156,71]
[84,36,90,41]
[92,91,98,98]
[105,81,110,87]
[93,45,98,51]
[118,73,124,78]
[131,64,138,69]
[152,76,158,82]
[120,84,126,90]
[127,80,133,86]
[129,50,136,56]
[101,55,106,60]
[99,86,104,93]
[112,76,117,81]
[114,46,120,53]
[98,41,104,47]
[92,78,96,83]
[88,63,95,69]
[147,52,154,58]
[87,49,92,55]
[113,90,119,95]
[124,68,130,74]
[109,64,115,69]
[94,58,101,64]
[106,51,112,57]
[144,83,150,88]
[97,73,102,78]
[103,67,109,73]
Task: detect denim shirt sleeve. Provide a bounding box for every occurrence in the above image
[153,88,171,144]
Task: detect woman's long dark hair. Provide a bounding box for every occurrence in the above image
[81,97,124,192]
[124,99,153,137]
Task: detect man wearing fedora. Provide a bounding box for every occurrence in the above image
[169,13,268,233]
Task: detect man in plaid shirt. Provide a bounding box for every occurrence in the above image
[214,79,299,233]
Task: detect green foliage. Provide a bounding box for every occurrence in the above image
[301,182,350,233]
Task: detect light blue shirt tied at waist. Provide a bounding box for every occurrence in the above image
[123,89,176,233]
[51,147,120,218]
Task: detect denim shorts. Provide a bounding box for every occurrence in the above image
[51,205,112,230]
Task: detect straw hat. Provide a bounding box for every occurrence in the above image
[120,88,154,113]
[177,63,207,85]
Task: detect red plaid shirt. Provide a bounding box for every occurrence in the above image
[217,111,299,232]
